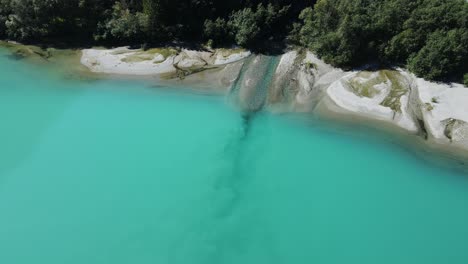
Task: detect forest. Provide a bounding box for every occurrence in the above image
[0,0,467,84]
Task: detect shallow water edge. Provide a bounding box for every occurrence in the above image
[1,42,467,172]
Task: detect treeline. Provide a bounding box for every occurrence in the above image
[295,0,468,83]
[0,0,467,84]
[0,0,311,48]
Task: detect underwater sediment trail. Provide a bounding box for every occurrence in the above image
[213,112,254,218]
[168,112,272,264]
[169,55,282,263]
[217,54,281,216]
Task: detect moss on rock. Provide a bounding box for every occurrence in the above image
[380,70,408,113]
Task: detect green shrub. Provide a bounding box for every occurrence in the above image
[0,0,11,38]
[297,0,468,81]
[203,18,230,47]
[95,2,148,43]
[228,3,290,49]
[408,29,468,81]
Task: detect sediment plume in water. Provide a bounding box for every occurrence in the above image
[168,112,267,263]
[216,54,281,216]
[229,55,280,113]
[170,54,282,261]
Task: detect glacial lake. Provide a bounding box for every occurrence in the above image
[1,48,468,263]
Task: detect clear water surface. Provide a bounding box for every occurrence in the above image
[1,48,468,264]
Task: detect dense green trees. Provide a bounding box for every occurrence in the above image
[384,0,468,81]
[1,0,114,43]
[203,18,231,47]
[297,0,468,82]
[0,0,466,83]
[408,29,468,81]
[204,3,290,49]
[96,1,147,43]
[0,0,10,38]
[142,0,166,41]
[0,0,305,48]
[5,0,57,41]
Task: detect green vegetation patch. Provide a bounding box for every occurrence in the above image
[297,0,467,83]
[121,53,155,63]
[304,61,317,71]
[295,48,307,66]
[0,42,51,60]
[119,48,178,63]
[0,41,95,81]
[346,70,409,113]
[348,71,386,98]
[380,70,408,113]
[120,48,179,64]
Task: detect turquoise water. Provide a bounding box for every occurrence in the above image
[1,49,468,264]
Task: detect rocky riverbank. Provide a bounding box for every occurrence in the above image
[80,46,468,156]
[2,41,467,157]
[273,51,468,157]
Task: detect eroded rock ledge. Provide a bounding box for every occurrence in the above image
[271,51,468,155]
[81,47,250,76]
[79,46,468,155]
[2,40,466,157]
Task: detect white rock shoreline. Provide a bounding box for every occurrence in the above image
[80,47,468,156]
[81,47,251,76]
